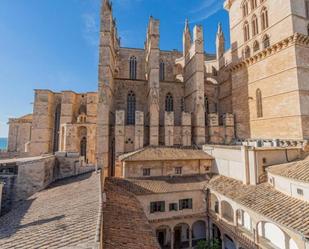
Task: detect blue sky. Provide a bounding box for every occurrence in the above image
[0,0,229,137]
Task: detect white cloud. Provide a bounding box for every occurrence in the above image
[189,0,224,23]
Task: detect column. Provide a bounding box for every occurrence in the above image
[221,235,225,249]
[171,230,174,249]
[189,227,192,248]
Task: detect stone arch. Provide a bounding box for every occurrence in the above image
[156,225,172,249]
[256,221,299,249]
[78,126,87,161]
[236,209,252,232]
[192,220,206,247]
[173,222,190,249]
[223,234,236,249]
[221,200,234,223]
[210,193,220,214]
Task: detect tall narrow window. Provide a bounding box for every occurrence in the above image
[261,7,269,30]
[263,34,270,49]
[256,89,263,118]
[160,61,165,81]
[53,104,61,153]
[242,0,249,17]
[127,91,136,125]
[244,21,250,42]
[165,93,174,112]
[253,40,260,52]
[252,15,259,36]
[129,56,137,80]
[244,46,251,58]
[204,96,209,114]
[80,137,87,160]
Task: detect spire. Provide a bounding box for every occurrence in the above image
[185,18,190,33]
[217,22,223,35]
[183,19,191,57]
[216,22,225,59]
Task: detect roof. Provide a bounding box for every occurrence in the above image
[207,176,309,236]
[108,174,210,196]
[0,172,101,249]
[103,177,160,249]
[119,147,213,162]
[266,157,309,183]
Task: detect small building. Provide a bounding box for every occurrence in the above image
[117,147,213,178]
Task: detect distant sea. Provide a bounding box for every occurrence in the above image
[0,138,8,150]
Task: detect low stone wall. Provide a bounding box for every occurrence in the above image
[14,155,55,201]
[55,152,96,180]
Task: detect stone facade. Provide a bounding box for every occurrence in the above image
[7,0,309,178]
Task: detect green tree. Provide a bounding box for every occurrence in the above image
[196,239,221,249]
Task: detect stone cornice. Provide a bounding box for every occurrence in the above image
[230,33,309,72]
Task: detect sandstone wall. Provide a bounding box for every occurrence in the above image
[122,159,212,178]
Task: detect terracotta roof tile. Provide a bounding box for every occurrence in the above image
[103,177,160,249]
[119,147,213,162]
[207,176,309,236]
[267,157,309,183]
[109,174,210,195]
[0,172,101,249]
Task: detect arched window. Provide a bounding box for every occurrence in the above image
[160,61,165,81]
[253,40,260,52]
[80,137,87,160]
[127,91,136,125]
[251,15,259,36]
[244,21,250,42]
[79,104,87,115]
[261,7,269,30]
[204,96,209,114]
[250,0,257,10]
[129,56,137,80]
[53,104,61,153]
[165,93,173,112]
[244,46,251,58]
[263,34,270,49]
[242,0,249,17]
[256,89,263,118]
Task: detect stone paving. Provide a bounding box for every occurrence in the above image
[0,172,101,249]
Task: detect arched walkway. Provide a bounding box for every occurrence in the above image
[223,234,236,249]
[192,220,206,247]
[256,221,299,249]
[210,193,219,214]
[221,200,234,223]
[156,225,172,249]
[236,209,252,232]
[173,223,190,249]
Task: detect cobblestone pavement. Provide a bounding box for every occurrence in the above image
[0,172,101,249]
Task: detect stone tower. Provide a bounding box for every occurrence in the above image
[97,0,119,175]
[183,23,206,145]
[145,17,160,146]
